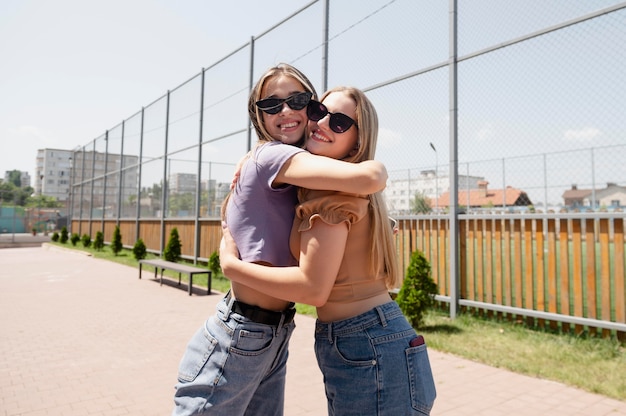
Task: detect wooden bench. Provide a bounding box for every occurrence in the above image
[138,259,212,296]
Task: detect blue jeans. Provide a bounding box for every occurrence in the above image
[314,301,436,415]
[172,295,295,416]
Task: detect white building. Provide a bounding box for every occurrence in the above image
[169,173,198,194]
[36,149,73,203]
[38,148,139,210]
[384,170,484,215]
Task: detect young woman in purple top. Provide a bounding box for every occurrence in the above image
[172,64,388,416]
[220,87,437,415]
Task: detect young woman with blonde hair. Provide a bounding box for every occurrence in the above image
[172,66,388,415]
[221,86,437,415]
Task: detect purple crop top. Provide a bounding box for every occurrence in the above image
[224,141,305,266]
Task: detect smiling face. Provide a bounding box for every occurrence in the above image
[259,75,309,146]
[305,91,359,160]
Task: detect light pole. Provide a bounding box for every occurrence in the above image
[430,142,438,213]
[39,174,43,234]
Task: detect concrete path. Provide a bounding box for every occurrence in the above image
[0,246,624,415]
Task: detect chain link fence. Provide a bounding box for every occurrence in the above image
[59,0,626,331]
[68,0,625,223]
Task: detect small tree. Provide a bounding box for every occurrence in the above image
[70,233,80,246]
[81,234,91,248]
[410,192,432,214]
[111,225,123,256]
[133,238,147,261]
[93,231,104,251]
[209,251,221,276]
[396,250,438,329]
[51,231,59,242]
[60,226,69,244]
[163,227,182,262]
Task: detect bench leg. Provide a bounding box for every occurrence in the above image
[139,264,142,279]
[188,274,192,296]
[207,271,212,295]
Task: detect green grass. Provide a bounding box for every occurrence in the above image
[48,241,626,401]
[420,309,626,401]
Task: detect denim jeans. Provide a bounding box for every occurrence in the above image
[172,295,295,416]
[314,301,436,415]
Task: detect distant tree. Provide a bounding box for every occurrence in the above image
[0,182,36,206]
[70,233,80,246]
[0,183,15,204]
[163,228,182,262]
[7,170,22,187]
[81,234,91,248]
[51,232,59,242]
[132,239,147,261]
[60,227,69,244]
[410,192,432,214]
[26,194,62,209]
[169,193,195,216]
[93,231,104,251]
[209,251,221,276]
[111,226,123,256]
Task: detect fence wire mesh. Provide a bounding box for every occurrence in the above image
[62,1,625,222]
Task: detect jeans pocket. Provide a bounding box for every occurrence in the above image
[177,325,219,382]
[333,334,376,366]
[406,344,437,414]
[230,328,274,357]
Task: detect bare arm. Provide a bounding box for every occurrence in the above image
[220,223,347,307]
[276,152,387,195]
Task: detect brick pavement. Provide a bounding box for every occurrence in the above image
[0,245,625,415]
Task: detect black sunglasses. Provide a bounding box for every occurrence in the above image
[306,100,356,134]
[255,91,313,115]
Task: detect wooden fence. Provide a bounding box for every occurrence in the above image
[72,212,625,338]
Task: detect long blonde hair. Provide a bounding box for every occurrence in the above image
[222,64,318,220]
[314,86,400,289]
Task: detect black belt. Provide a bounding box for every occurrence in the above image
[225,292,296,327]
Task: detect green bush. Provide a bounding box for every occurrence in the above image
[209,251,221,276]
[396,250,438,329]
[163,228,182,262]
[70,233,80,246]
[81,234,91,248]
[111,225,123,256]
[93,231,104,251]
[133,238,147,261]
[60,227,69,244]
[51,231,59,242]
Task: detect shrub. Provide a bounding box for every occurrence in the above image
[163,228,182,262]
[70,233,80,246]
[51,231,59,242]
[60,227,69,244]
[396,250,438,329]
[111,225,123,256]
[81,234,91,248]
[133,238,147,261]
[209,251,221,276]
[93,231,104,251]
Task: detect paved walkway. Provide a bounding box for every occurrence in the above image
[1,245,625,415]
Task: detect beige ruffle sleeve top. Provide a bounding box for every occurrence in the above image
[290,190,387,303]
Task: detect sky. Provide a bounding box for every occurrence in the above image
[0,0,311,183]
[2,0,623,207]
